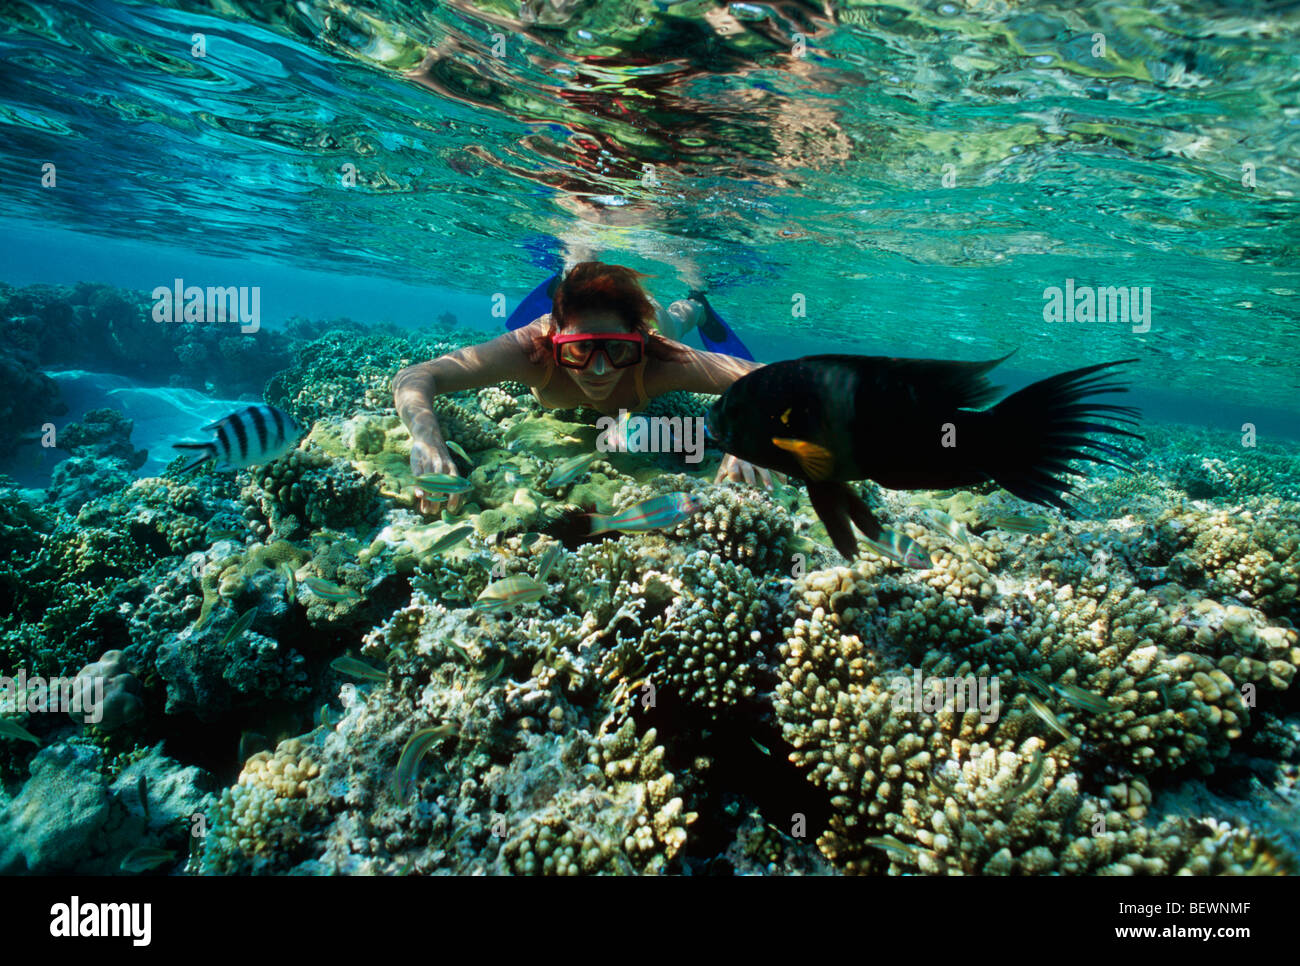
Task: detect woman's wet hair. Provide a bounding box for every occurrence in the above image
[526,261,689,364]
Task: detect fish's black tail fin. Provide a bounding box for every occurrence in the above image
[172,442,217,474]
[807,482,886,560]
[982,359,1143,510]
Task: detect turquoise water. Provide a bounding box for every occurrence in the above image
[2,1,1300,879]
[3,0,1297,417]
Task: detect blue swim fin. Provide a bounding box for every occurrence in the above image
[687,290,754,361]
[505,273,561,330]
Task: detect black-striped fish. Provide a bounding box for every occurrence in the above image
[174,404,302,473]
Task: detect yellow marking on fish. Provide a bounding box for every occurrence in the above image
[780,408,791,425]
[771,437,834,481]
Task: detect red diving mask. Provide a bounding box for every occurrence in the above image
[552,332,644,369]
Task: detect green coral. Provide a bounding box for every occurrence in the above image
[198,737,323,875]
[265,329,471,427]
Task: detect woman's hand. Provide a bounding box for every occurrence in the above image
[715,453,782,490]
[410,438,464,515]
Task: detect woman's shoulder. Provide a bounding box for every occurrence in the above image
[516,312,553,333]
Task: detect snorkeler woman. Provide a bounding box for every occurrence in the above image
[393,261,775,514]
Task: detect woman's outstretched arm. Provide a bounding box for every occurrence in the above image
[393,324,541,512]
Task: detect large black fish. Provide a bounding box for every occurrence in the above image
[706,353,1141,560]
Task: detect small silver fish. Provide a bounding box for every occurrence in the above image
[426,525,474,555]
[0,717,40,745]
[446,441,473,466]
[861,527,932,569]
[1016,671,1054,698]
[590,492,704,534]
[279,561,297,603]
[474,575,547,613]
[238,730,268,763]
[546,451,600,488]
[997,750,1045,801]
[536,543,561,582]
[120,846,176,873]
[922,508,971,549]
[1052,681,1117,714]
[862,836,926,862]
[414,473,473,496]
[174,404,302,473]
[1026,694,1073,740]
[218,606,258,647]
[304,577,362,602]
[988,513,1053,534]
[482,656,506,683]
[394,723,457,802]
[330,655,387,683]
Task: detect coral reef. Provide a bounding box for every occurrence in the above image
[1,293,1297,877]
[69,650,144,731]
[0,281,293,455]
[0,742,210,874]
